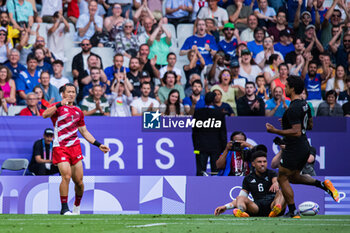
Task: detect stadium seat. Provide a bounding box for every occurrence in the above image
[63,47,83,76]
[176,24,194,49]
[163,23,177,47]
[0,159,29,176]
[29,23,48,44]
[162,0,167,16]
[91,47,116,68]
[7,105,26,116]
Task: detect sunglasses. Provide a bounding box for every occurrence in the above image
[36,40,45,42]
[222,73,231,77]
[124,25,133,28]
[332,14,341,18]
[0,33,6,36]
[81,43,90,46]
[344,40,350,42]
[114,6,121,9]
[224,28,234,31]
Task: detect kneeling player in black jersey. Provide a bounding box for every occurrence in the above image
[266,75,339,218]
[214,151,286,217]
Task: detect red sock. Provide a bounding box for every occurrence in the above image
[74,195,83,206]
[60,196,68,203]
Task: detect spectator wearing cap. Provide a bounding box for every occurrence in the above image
[294,9,312,39]
[230,58,246,97]
[50,60,70,90]
[239,48,262,83]
[132,70,158,98]
[304,24,324,64]
[192,91,227,176]
[75,0,103,43]
[205,17,219,43]
[197,0,228,30]
[0,11,20,48]
[159,53,182,85]
[317,90,343,116]
[28,128,60,175]
[267,10,293,43]
[16,55,40,105]
[247,27,264,59]
[0,27,12,64]
[205,51,227,88]
[158,71,185,104]
[81,84,110,116]
[183,79,205,115]
[274,29,295,58]
[218,23,241,59]
[227,0,253,31]
[6,0,34,31]
[19,92,45,116]
[240,14,259,42]
[320,1,349,48]
[104,54,130,82]
[165,0,193,27]
[180,19,218,65]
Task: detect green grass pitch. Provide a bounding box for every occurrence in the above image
[0,215,349,233]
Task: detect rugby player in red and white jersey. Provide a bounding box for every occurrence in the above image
[43,83,110,215]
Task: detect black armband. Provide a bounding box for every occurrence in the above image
[55,102,62,108]
[93,140,102,147]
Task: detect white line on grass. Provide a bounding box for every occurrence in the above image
[127,223,168,228]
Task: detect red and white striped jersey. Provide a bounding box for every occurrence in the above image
[51,105,85,148]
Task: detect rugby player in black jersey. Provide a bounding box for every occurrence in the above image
[266,75,339,218]
[214,151,286,217]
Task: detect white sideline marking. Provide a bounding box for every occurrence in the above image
[1,217,350,222]
[127,223,167,228]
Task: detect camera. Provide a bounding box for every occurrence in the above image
[273,137,285,146]
[229,140,242,151]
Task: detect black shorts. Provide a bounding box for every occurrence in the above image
[281,140,310,171]
[253,196,275,217]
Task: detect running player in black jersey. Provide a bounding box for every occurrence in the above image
[266,75,339,218]
[214,151,285,217]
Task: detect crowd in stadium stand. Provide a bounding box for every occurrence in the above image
[0,0,350,117]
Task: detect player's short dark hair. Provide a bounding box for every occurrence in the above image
[287,75,304,94]
[140,81,151,89]
[251,150,267,161]
[52,59,64,66]
[60,83,77,94]
[192,79,202,87]
[167,52,176,59]
[230,131,247,141]
[278,63,288,70]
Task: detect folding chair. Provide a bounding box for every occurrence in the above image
[0,159,29,176]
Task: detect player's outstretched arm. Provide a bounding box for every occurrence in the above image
[78,126,110,153]
[266,123,302,137]
[42,99,68,118]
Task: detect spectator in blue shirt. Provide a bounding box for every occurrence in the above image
[265,86,290,117]
[218,23,240,59]
[37,71,61,103]
[180,19,218,65]
[274,29,295,58]
[4,48,26,81]
[254,0,276,30]
[34,48,53,75]
[302,59,324,101]
[165,0,193,27]
[104,53,129,82]
[16,55,40,105]
[247,27,264,58]
[183,79,205,115]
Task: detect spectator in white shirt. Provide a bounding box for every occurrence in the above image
[131,81,159,116]
[50,60,70,90]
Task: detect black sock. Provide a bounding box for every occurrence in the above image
[314,180,327,190]
[288,204,296,213]
[61,202,68,210]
